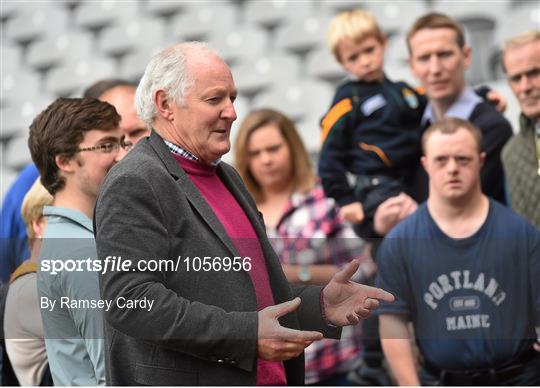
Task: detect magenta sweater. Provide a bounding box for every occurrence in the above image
[174,155,286,385]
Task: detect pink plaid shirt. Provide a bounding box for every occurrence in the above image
[267,185,373,384]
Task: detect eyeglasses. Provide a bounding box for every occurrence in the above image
[77,137,133,154]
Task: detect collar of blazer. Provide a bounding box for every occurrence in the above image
[147,129,269,259]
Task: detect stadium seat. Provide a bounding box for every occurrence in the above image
[74,1,139,31]
[296,117,324,153]
[252,80,334,123]
[1,70,42,108]
[438,1,508,22]
[233,54,301,97]
[5,135,32,170]
[99,18,167,58]
[495,3,540,43]
[119,42,176,82]
[2,44,22,75]
[45,57,117,97]
[4,4,69,45]
[27,31,94,72]
[0,0,18,22]
[319,0,367,14]
[0,96,54,140]
[53,0,83,11]
[384,32,409,70]
[244,1,315,29]
[363,1,428,36]
[306,47,347,83]
[275,15,330,54]
[171,3,237,41]
[145,0,193,18]
[211,26,270,67]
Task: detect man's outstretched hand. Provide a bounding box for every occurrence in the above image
[323,259,394,326]
[257,298,323,361]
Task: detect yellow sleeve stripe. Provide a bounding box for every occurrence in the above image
[359,142,392,167]
[321,98,352,144]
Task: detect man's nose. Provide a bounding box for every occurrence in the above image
[446,157,458,172]
[222,99,237,121]
[428,55,442,74]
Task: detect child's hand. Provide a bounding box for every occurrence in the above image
[374,193,417,235]
[339,202,365,224]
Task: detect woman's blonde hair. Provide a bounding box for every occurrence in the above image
[21,178,53,239]
[234,108,316,203]
[327,9,385,62]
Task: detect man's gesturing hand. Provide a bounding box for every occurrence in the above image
[258,298,323,361]
[323,260,394,326]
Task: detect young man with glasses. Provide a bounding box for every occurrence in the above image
[501,30,540,229]
[27,97,125,386]
[1,79,146,287]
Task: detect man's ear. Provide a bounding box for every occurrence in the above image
[55,154,75,173]
[421,155,428,172]
[462,44,472,70]
[154,89,174,121]
[479,151,486,168]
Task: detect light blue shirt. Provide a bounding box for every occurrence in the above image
[37,206,105,386]
[421,86,482,125]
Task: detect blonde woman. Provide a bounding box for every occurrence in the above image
[235,108,375,385]
[3,178,53,386]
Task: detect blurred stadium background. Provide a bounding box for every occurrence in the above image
[1,0,539,199]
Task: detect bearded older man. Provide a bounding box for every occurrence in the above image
[94,42,393,386]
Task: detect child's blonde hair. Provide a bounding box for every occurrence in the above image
[327,9,385,62]
[21,178,53,239]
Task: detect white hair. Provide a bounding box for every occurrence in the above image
[135,41,222,128]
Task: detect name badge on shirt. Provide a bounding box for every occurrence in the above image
[402,87,419,109]
[361,94,387,116]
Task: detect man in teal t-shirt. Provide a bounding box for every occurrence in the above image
[28,97,125,386]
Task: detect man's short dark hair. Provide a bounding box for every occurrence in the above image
[407,12,466,54]
[422,117,483,155]
[28,97,121,195]
[83,79,137,99]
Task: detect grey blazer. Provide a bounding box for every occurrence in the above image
[94,131,340,386]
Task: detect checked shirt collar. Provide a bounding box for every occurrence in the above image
[164,139,221,167]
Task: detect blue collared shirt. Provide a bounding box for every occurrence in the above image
[421,86,482,126]
[37,206,105,386]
